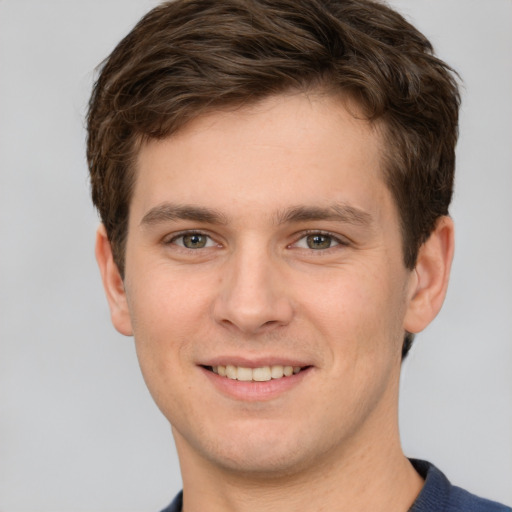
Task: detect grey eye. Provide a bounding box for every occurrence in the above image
[178,233,210,249]
[293,233,342,250]
[306,234,335,249]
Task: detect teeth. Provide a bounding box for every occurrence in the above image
[237,367,253,381]
[253,366,271,381]
[226,365,237,380]
[271,365,284,379]
[210,364,303,381]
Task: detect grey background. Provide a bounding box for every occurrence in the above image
[0,1,511,510]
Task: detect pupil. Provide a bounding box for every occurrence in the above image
[307,234,331,249]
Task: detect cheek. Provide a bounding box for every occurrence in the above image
[125,276,205,421]
[127,260,212,329]
[298,263,407,359]
[125,267,212,380]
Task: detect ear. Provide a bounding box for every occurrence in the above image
[95,225,133,336]
[403,216,455,334]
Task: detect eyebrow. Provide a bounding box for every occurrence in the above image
[274,203,374,227]
[140,201,373,228]
[140,202,228,227]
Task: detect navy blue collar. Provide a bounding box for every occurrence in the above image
[408,459,510,512]
[160,459,510,512]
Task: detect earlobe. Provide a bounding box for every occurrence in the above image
[95,225,133,336]
[403,216,455,334]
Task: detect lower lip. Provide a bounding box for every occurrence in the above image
[200,366,311,401]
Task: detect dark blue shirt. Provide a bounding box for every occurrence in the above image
[160,460,511,512]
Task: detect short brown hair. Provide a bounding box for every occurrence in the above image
[87,0,460,355]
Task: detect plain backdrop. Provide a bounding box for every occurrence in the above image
[0,1,511,511]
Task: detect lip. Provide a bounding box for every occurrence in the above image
[199,364,313,402]
[199,356,310,368]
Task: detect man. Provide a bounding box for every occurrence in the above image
[87,0,511,511]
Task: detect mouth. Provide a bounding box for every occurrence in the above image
[203,364,310,382]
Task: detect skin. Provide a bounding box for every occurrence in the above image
[96,92,454,512]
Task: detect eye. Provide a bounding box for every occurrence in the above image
[170,232,216,249]
[294,233,343,250]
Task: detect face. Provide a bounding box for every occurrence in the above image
[111,93,420,478]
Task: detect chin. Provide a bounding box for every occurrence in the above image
[205,444,313,479]
[176,418,335,479]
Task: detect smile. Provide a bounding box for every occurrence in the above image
[206,365,305,382]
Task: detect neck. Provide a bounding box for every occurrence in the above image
[174,412,423,512]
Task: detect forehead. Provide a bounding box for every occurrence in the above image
[131,93,391,225]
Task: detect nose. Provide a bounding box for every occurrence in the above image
[212,242,294,335]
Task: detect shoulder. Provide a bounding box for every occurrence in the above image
[410,459,511,512]
[447,485,511,512]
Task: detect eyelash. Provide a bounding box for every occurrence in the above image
[290,230,349,251]
[164,230,217,249]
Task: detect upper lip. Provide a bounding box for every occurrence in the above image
[199,356,312,368]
